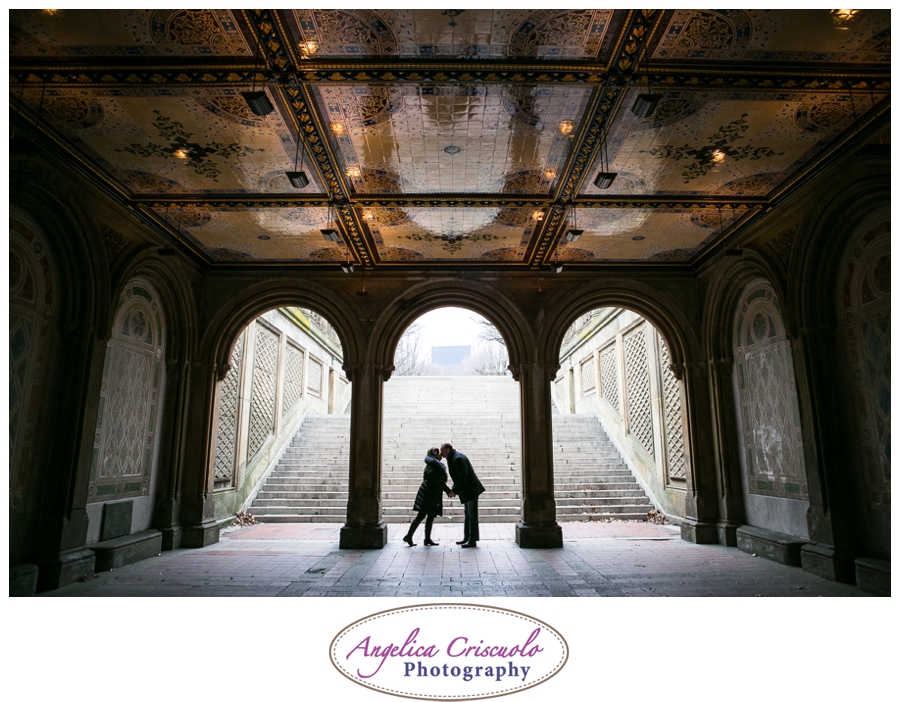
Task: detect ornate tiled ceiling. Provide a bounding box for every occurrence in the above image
[9,9,891,268]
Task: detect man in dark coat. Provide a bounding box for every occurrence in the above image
[441,443,485,548]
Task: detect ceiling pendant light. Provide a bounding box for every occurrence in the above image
[631,93,661,119]
[285,128,309,188]
[630,48,660,120]
[321,205,339,242]
[242,33,274,117]
[565,207,583,243]
[594,122,617,190]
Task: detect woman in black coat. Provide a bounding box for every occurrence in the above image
[403,447,452,546]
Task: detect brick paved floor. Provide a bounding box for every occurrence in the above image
[46,522,864,597]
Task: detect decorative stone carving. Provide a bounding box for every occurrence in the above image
[101,225,127,260]
[733,282,807,499]
[89,281,165,502]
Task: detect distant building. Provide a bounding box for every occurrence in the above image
[431,345,471,367]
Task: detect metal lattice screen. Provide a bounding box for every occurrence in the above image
[282,342,304,413]
[658,339,686,483]
[248,325,278,458]
[624,326,654,456]
[214,334,243,486]
[600,343,620,412]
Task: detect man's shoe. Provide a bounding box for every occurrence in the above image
[424,539,439,546]
[460,542,477,548]
[456,540,467,545]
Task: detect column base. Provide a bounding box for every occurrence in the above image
[801,542,855,583]
[181,522,219,548]
[680,519,719,544]
[159,525,183,551]
[340,523,387,549]
[515,522,563,548]
[38,547,96,592]
[717,521,740,547]
[855,558,890,596]
[10,564,39,596]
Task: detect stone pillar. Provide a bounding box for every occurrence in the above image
[152,358,190,550]
[678,361,720,544]
[513,362,563,548]
[792,324,855,582]
[36,334,107,590]
[179,361,220,548]
[708,357,746,546]
[340,362,388,548]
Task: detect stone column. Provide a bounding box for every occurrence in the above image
[792,324,855,582]
[152,358,190,550]
[179,361,221,548]
[513,362,563,548]
[339,362,388,548]
[707,357,746,546]
[678,361,720,544]
[36,333,107,590]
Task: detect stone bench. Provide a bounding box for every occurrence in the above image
[90,529,162,572]
[736,525,808,567]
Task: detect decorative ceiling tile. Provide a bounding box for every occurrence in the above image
[314,83,591,194]
[583,88,862,197]
[364,206,537,261]
[21,87,324,195]
[289,9,620,60]
[653,9,890,63]
[558,207,751,262]
[152,207,344,262]
[10,9,250,57]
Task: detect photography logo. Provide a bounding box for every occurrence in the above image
[330,603,568,699]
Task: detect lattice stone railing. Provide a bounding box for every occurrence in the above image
[624,326,653,457]
[248,324,278,458]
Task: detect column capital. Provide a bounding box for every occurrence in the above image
[342,362,394,382]
[508,362,560,383]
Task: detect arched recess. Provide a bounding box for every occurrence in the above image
[9,216,58,562]
[368,280,557,547]
[176,279,363,545]
[546,285,700,526]
[373,281,529,373]
[541,281,718,543]
[787,164,890,568]
[700,250,786,542]
[732,279,810,538]
[10,159,111,585]
[86,278,167,543]
[109,250,199,548]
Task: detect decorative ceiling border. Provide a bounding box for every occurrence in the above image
[8,65,889,93]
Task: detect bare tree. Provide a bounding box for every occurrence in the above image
[476,317,506,347]
[471,340,510,376]
[393,322,431,376]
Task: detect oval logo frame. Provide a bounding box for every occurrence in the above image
[330,603,568,700]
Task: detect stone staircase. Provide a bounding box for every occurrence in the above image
[248,376,653,523]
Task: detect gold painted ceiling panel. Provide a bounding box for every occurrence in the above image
[582,88,863,198]
[152,206,344,262]
[365,206,538,261]
[289,9,620,60]
[559,208,750,262]
[10,9,250,57]
[653,9,890,63]
[21,87,324,195]
[315,83,591,195]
